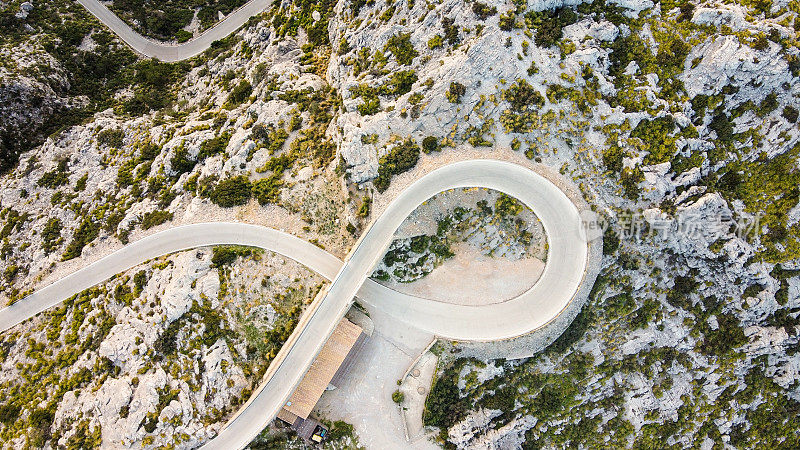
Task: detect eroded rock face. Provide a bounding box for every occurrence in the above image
[0,44,74,173]
[683,35,791,101]
[32,246,323,449]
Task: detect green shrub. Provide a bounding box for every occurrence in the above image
[170,145,197,175]
[257,153,295,175]
[227,80,253,106]
[631,116,677,164]
[0,403,20,425]
[442,17,460,45]
[757,93,779,117]
[141,210,173,229]
[133,270,148,296]
[383,70,418,96]
[75,173,88,191]
[357,97,381,116]
[97,128,125,148]
[62,219,100,260]
[42,218,63,254]
[3,264,18,282]
[472,2,497,19]
[503,79,545,111]
[251,124,289,154]
[374,139,420,192]
[38,159,69,189]
[494,193,523,217]
[527,8,577,47]
[212,245,255,267]
[116,159,136,187]
[176,30,192,43]
[531,380,574,419]
[428,35,443,49]
[357,195,371,217]
[423,359,470,428]
[499,10,516,31]
[545,307,594,355]
[422,136,440,153]
[665,273,698,310]
[252,175,284,205]
[328,420,356,441]
[782,105,799,123]
[655,35,690,70]
[677,1,695,21]
[620,166,644,199]
[446,82,466,103]
[384,33,418,65]
[603,227,620,254]
[709,113,734,142]
[28,406,55,447]
[199,132,232,159]
[700,313,748,357]
[153,314,183,359]
[392,390,405,403]
[123,59,186,114]
[608,33,653,79]
[603,146,625,173]
[210,175,252,207]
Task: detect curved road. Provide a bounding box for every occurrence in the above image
[77,0,271,62]
[0,160,592,449]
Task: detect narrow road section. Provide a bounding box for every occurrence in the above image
[77,0,271,61]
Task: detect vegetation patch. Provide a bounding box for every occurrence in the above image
[373,139,420,192]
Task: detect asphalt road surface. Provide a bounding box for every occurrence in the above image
[0,160,591,449]
[77,0,271,61]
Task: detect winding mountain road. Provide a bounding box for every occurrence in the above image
[0,160,594,449]
[77,0,271,62]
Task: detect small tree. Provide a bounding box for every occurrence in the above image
[392,390,405,404]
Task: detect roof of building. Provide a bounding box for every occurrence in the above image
[282,318,363,419]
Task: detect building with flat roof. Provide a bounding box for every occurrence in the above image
[276,317,367,441]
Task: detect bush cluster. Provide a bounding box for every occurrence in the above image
[37,159,70,189]
[374,139,420,192]
[631,116,677,164]
[62,219,100,261]
[211,245,256,267]
[41,218,63,254]
[503,79,545,111]
[423,359,471,429]
[494,194,524,217]
[526,8,578,47]
[226,80,253,107]
[384,33,418,65]
[441,17,460,45]
[472,2,497,19]
[170,145,197,175]
[422,136,440,153]
[446,82,466,104]
[199,131,232,160]
[97,128,125,148]
[141,210,174,230]
[251,124,289,154]
[208,175,252,207]
[123,59,187,115]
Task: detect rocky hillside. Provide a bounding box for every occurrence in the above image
[0,246,324,448]
[0,0,799,448]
